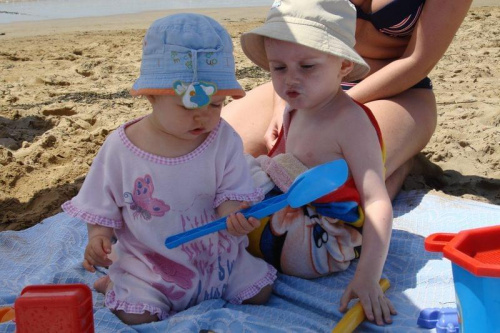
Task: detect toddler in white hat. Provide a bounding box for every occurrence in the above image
[62,13,276,325]
[240,0,396,326]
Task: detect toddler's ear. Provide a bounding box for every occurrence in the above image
[340,59,354,78]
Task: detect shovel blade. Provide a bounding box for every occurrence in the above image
[287,159,348,208]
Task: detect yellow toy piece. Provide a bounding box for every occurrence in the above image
[332,279,391,333]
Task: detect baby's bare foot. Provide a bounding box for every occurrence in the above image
[94,275,112,294]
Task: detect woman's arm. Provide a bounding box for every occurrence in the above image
[348,0,472,104]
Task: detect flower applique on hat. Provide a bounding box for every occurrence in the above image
[173,81,217,109]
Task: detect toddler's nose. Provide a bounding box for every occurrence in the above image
[193,108,209,122]
[285,72,299,86]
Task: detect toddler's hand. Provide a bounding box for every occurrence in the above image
[339,277,397,326]
[83,235,113,272]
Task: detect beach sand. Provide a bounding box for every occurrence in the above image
[0,5,499,231]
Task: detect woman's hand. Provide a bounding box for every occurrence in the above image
[264,110,282,150]
[264,91,286,150]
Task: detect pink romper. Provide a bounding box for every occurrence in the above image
[62,118,277,319]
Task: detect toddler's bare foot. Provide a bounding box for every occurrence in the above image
[94,275,112,294]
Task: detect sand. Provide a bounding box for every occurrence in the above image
[0,5,499,231]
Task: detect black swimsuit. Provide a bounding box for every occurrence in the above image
[342,0,432,89]
[355,0,426,38]
[341,77,432,90]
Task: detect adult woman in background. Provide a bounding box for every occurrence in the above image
[223,0,472,199]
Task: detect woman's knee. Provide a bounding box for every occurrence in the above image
[367,90,437,174]
[222,82,276,156]
[405,89,437,145]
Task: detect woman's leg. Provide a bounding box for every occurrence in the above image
[365,89,438,199]
[222,82,277,157]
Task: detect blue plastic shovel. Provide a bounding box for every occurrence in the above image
[165,159,349,249]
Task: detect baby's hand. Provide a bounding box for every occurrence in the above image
[227,213,261,237]
[83,235,113,272]
[226,202,261,237]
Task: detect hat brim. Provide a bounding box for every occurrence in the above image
[130,72,245,99]
[241,19,369,82]
[130,87,245,99]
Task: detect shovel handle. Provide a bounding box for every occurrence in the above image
[165,195,289,249]
[424,233,457,252]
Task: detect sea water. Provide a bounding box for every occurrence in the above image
[0,0,272,24]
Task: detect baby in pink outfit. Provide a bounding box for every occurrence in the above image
[62,13,276,325]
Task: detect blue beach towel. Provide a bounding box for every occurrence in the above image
[1,190,499,332]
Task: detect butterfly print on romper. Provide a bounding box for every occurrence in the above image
[124,174,170,220]
[146,252,196,299]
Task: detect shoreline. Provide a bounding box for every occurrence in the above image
[0,6,268,38]
[0,0,496,38]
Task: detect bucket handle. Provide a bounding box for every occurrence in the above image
[425,233,457,252]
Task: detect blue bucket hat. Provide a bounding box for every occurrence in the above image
[131,13,245,108]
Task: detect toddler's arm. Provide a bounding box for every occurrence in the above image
[339,197,395,325]
[83,224,114,272]
[217,200,261,237]
[335,102,396,325]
